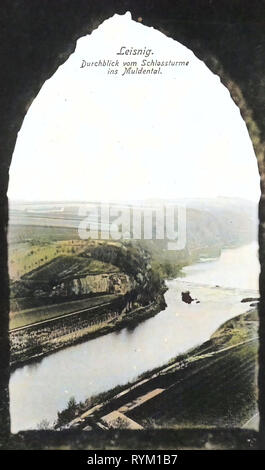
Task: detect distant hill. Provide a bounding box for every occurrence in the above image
[8,197,258,279]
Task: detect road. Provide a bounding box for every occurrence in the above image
[10,300,113,333]
[243,412,259,430]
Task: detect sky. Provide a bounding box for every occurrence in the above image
[8,12,260,203]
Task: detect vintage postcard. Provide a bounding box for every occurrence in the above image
[1,0,264,457]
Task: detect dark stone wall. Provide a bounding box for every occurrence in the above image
[0,0,264,448]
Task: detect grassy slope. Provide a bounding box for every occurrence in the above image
[9,240,87,280]
[128,310,259,429]
[22,255,119,282]
[9,238,121,281]
[59,310,258,430]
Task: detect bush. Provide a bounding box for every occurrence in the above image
[56,396,77,427]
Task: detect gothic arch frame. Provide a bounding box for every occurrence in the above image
[0,0,264,449]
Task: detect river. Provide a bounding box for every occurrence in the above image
[9,241,259,432]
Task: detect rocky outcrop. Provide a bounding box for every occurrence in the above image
[50,273,132,298]
[10,241,167,367]
[11,242,166,307]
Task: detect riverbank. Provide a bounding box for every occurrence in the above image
[59,307,258,431]
[10,292,166,370]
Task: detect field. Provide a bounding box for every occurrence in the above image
[9,239,88,280]
[9,238,121,281]
[8,220,122,281]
